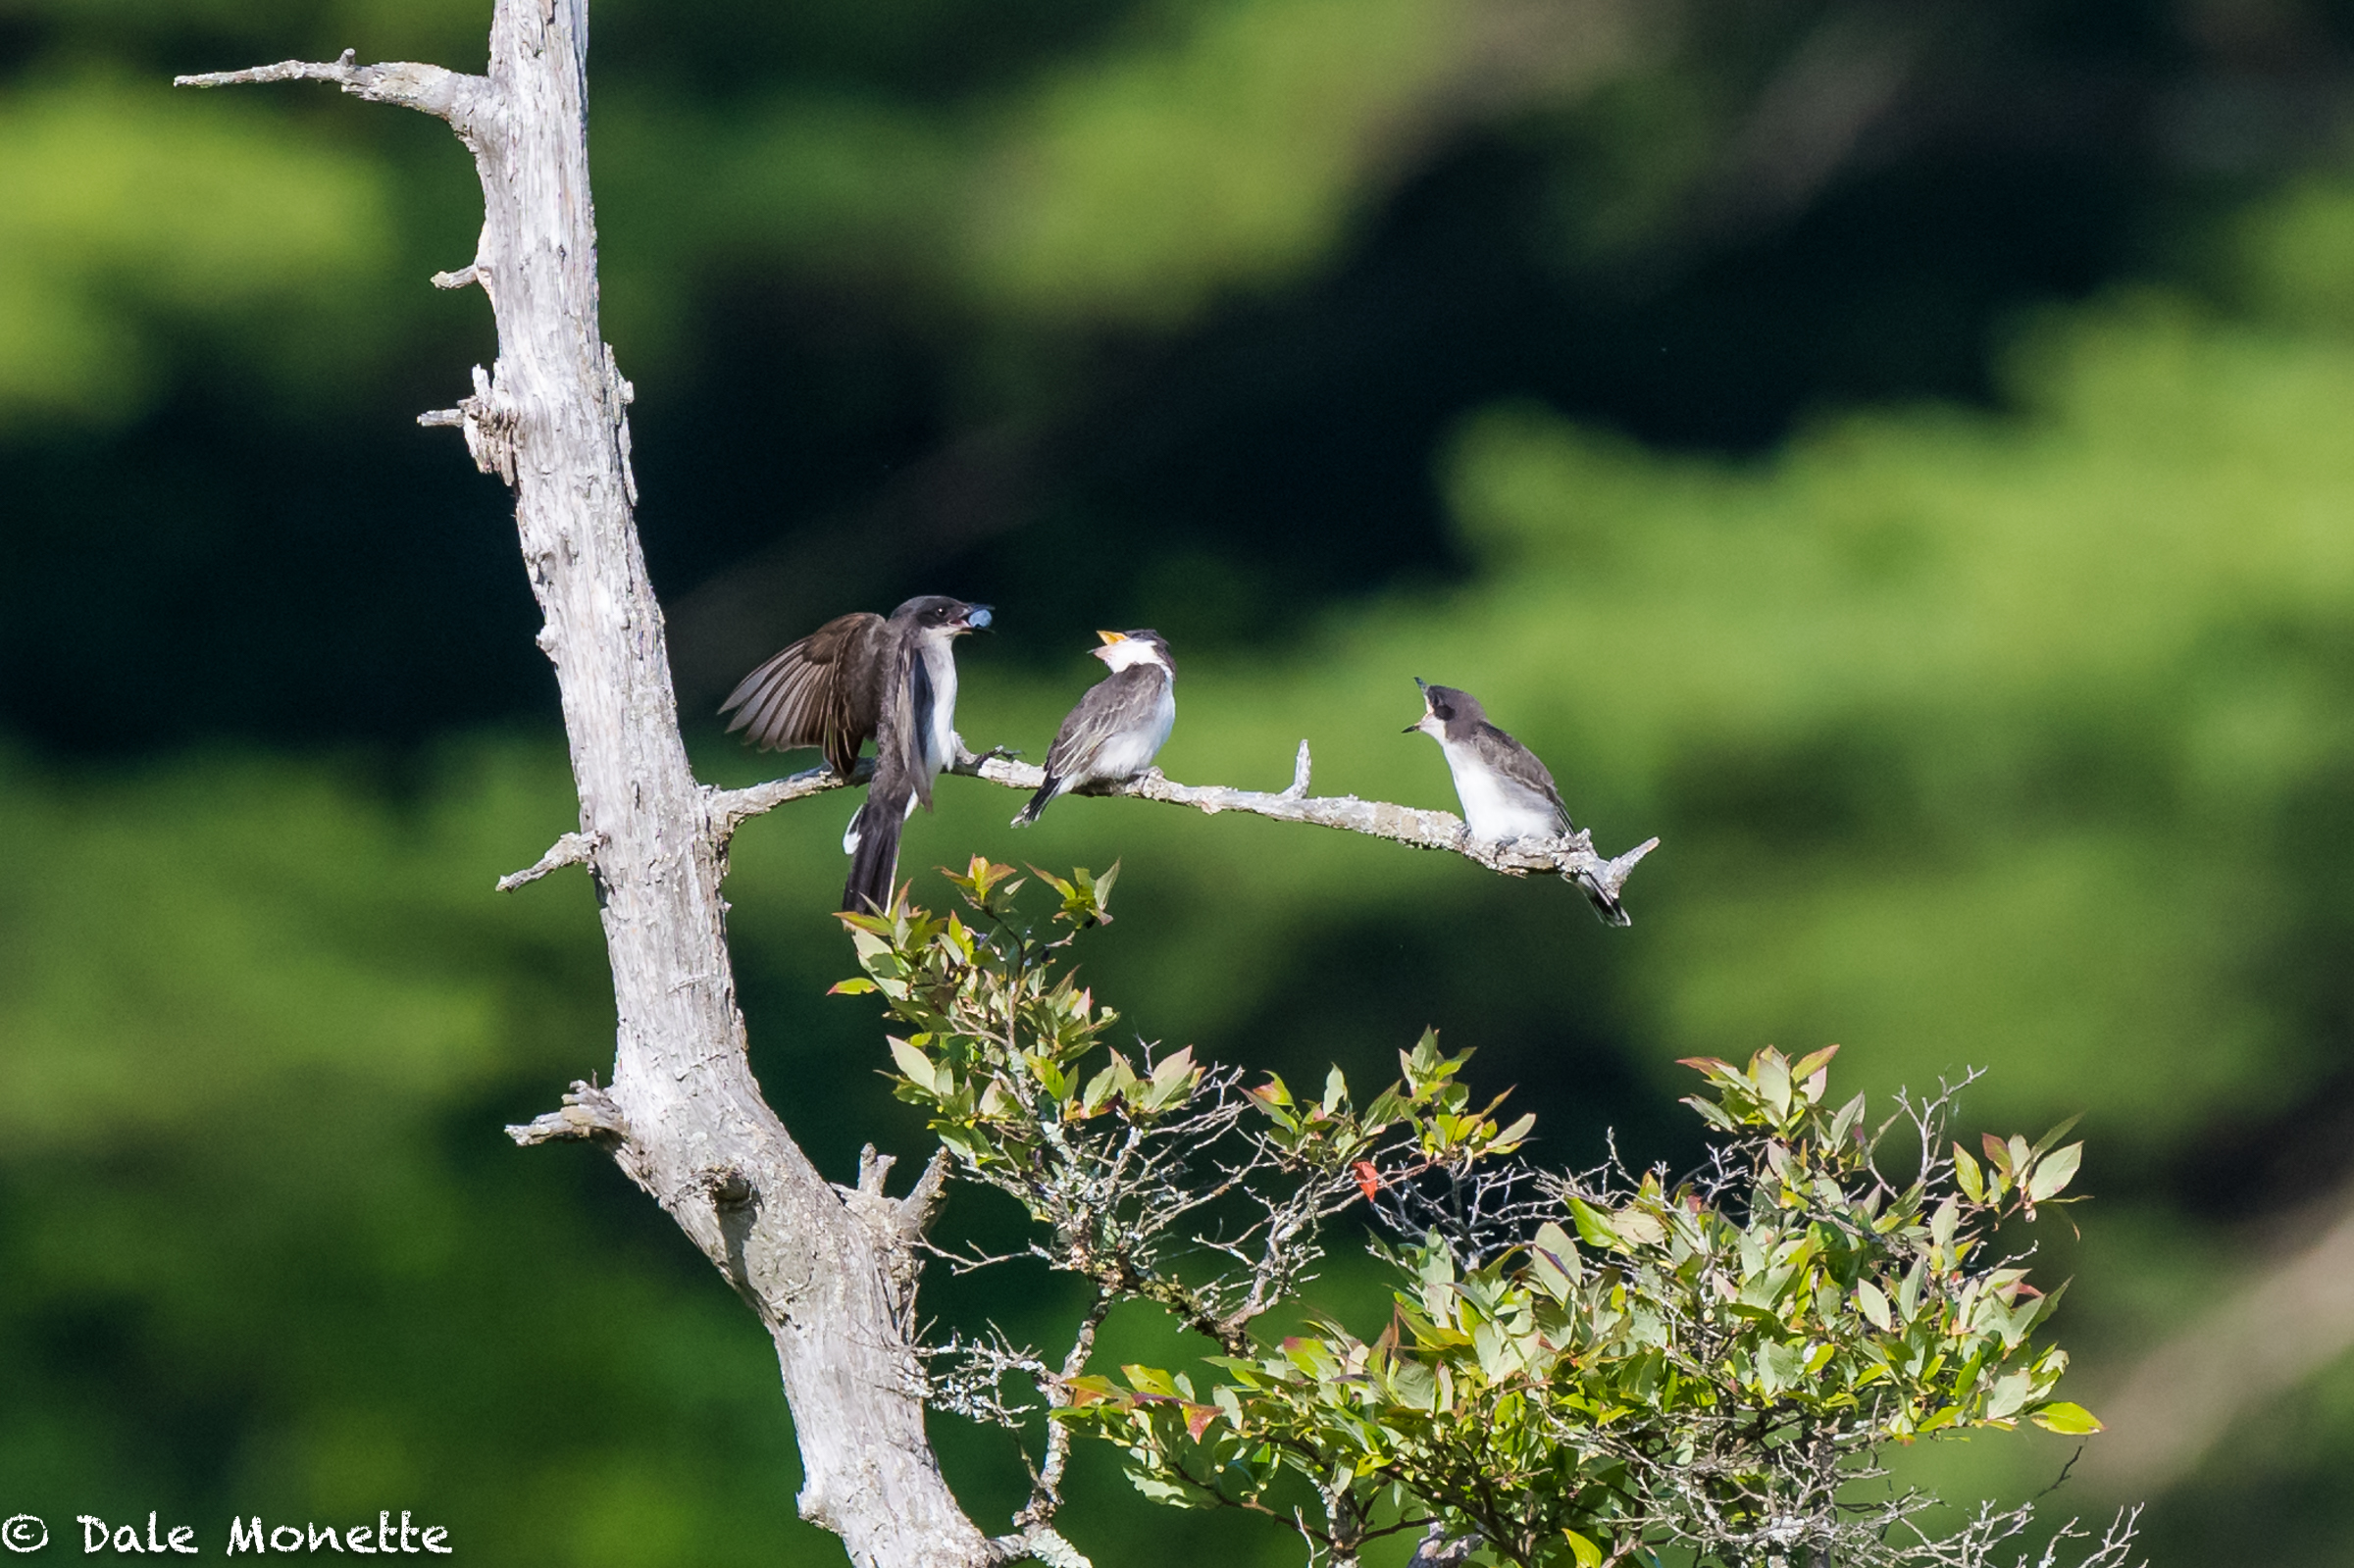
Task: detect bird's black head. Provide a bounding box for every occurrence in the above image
[895,595,993,635]
[1405,679,1484,736]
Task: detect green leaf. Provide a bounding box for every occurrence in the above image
[1123,1364,1179,1396]
[1929,1195,1959,1254]
[1856,1280,1893,1331]
[888,1037,940,1095]
[1060,1375,1122,1407]
[1614,1205,1665,1247]
[2026,1142,2083,1203]
[1753,1047,1792,1118]
[1898,1256,1925,1322]
[2031,1113,2084,1160]
[1985,1369,2032,1420]
[1790,1043,1840,1101]
[1151,1044,1194,1085]
[1125,1472,1199,1506]
[1681,1093,1739,1131]
[2030,1400,2104,1435]
[1952,1142,1984,1203]
[1529,1221,1581,1300]
[1829,1091,1867,1144]
[1562,1529,1604,1567]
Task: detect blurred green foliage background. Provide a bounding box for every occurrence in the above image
[6,0,2354,1561]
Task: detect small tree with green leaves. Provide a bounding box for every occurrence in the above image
[842,860,2136,1568]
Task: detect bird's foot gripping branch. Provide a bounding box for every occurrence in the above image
[839,861,2132,1568]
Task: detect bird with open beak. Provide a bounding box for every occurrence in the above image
[719,594,993,911]
[1014,630,1177,827]
[1407,679,1629,926]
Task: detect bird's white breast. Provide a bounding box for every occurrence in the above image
[1441,740,1561,841]
[918,642,959,777]
[1089,683,1175,782]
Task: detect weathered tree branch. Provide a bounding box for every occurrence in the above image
[176,48,489,133]
[704,741,1662,912]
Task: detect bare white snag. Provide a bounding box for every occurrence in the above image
[180,8,1655,1568]
[181,11,1011,1568]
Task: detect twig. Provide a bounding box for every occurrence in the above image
[1022,1290,1116,1527]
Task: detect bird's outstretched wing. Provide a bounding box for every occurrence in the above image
[719,611,888,779]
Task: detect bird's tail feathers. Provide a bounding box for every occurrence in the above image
[1573,872,1633,928]
[1012,775,1065,828]
[844,798,906,914]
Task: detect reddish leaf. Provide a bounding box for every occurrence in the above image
[1184,1403,1219,1442]
[1352,1160,1383,1201]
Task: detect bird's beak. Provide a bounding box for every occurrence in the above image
[1406,677,1430,733]
[1096,630,1127,644]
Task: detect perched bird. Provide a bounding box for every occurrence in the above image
[1406,679,1628,926]
[720,595,993,911]
[1013,630,1177,827]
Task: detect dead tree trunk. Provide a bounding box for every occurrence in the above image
[182,8,1009,1568]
